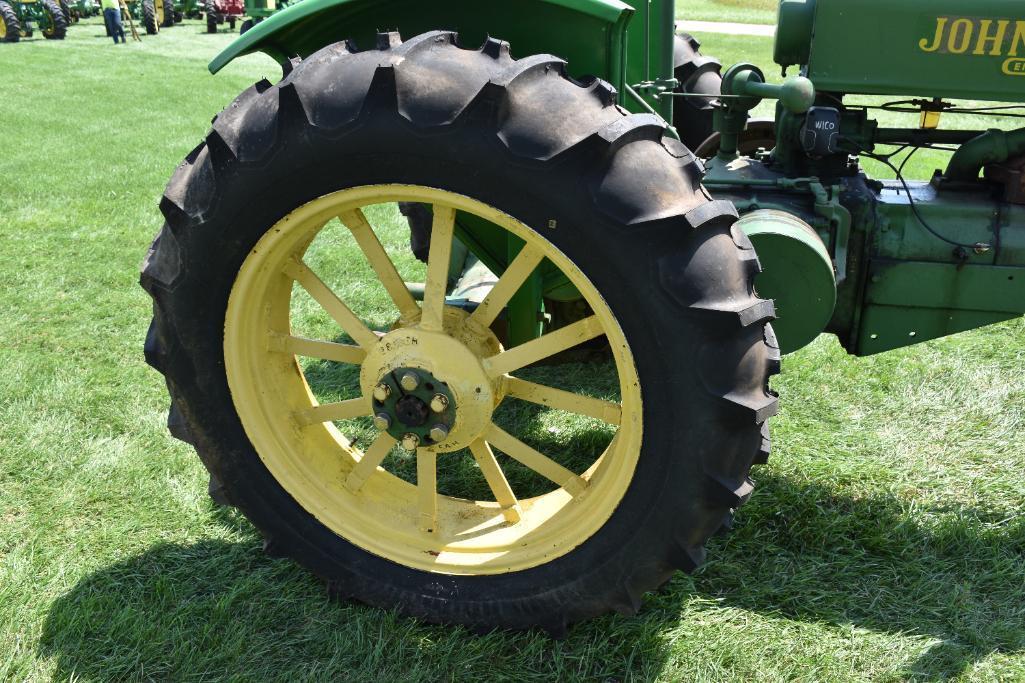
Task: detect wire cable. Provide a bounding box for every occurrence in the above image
[853,142,991,250]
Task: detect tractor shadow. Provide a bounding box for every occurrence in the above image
[38,469,1024,680]
[692,471,1025,680]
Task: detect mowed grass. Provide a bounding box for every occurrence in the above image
[677,0,778,25]
[1,18,1024,683]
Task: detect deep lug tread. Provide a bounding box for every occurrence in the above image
[139,224,181,294]
[142,32,778,633]
[167,402,195,445]
[707,473,755,508]
[754,422,771,464]
[143,319,166,372]
[375,30,402,50]
[480,36,511,60]
[684,199,739,231]
[723,390,780,423]
[208,473,232,506]
[668,542,706,573]
[595,114,666,149]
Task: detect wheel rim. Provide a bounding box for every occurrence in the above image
[42,9,54,35]
[224,185,642,574]
[0,18,6,39]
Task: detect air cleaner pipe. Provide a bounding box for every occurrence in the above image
[945,128,1025,182]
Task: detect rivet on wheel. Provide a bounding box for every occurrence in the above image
[400,372,420,392]
[373,413,392,431]
[401,433,420,451]
[373,383,391,402]
[429,424,449,442]
[429,394,449,413]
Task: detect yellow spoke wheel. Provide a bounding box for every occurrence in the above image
[142,30,777,632]
[224,185,642,574]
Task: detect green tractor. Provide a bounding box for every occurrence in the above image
[0,0,68,40]
[119,0,171,34]
[68,0,98,21]
[141,0,1025,634]
[162,0,196,24]
[237,0,298,35]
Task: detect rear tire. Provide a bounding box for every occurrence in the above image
[0,1,20,42]
[160,0,174,27]
[41,0,68,39]
[142,0,157,34]
[204,0,216,32]
[672,33,722,151]
[142,31,778,634]
[238,17,251,33]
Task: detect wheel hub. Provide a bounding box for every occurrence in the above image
[371,366,458,446]
[359,310,503,453]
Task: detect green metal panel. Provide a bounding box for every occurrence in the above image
[208,0,634,93]
[857,260,1025,354]
[777,0,1025,102]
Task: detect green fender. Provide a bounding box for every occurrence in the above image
[209,0,634,93]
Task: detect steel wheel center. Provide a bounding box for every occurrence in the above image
[360,314,503,453]
[371,366,458,447]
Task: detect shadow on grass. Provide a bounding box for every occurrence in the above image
[698,472,1025,680]
[39,473,1024,680]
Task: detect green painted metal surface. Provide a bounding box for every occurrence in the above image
[208,0,633,82]
[858,261,1025,354]
[736,210,836,355]
[208,0,678,119]
[777,0,1025,102]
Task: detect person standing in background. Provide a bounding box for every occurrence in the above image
[101,0,125,43]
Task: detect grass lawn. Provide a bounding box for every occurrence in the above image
[677,0,778,25]
[1,19,1024,683]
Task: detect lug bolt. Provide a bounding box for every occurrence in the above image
[430,394,449,413]
[399,372,420,391]
[429,424,449,443]
[373,413,391,431]
[401,433,421,451]
[373,383,391,402]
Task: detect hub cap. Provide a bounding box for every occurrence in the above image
[224,185,642,573]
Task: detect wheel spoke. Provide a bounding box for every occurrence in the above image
[284,258,380,350]
[269,334,365,364]
[420,205,457,332]
[417,448,438,533]
[297,397,370,426]
[503,376,621,425]
[344,433,396,492]
[484,424,587,496]
[469,439,521,523]
[484,315,604,378]
[466,243,545,329]
[339,208,421,322]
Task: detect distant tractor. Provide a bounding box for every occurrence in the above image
[238,0,297,34]
[68,0,98,21]
[204,0,240,33]
[143,0,1025,634]
[120,0,171,34]
[0,0,68,40]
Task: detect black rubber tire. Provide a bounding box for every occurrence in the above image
[41,0,67,39]
[57,0,72,25]
[204,0,216,32]
[141,31,779,634]
[672,33,722,152]
[141,0,157,34]
[0,1,20,42]
[238,17,251,33]
[160,0,174,27]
